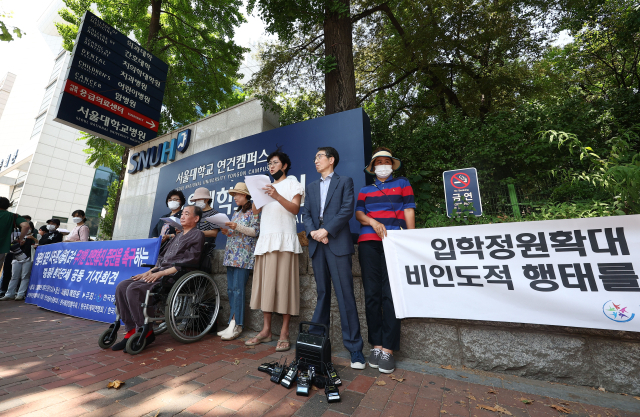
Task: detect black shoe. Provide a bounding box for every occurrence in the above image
[111,338,128,351]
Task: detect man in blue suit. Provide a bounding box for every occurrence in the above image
[301,147,365,369]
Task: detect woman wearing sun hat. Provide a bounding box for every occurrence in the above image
[355,147,416,374]
[217,183,260,341]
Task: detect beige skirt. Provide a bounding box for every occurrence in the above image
[250,251,299,315]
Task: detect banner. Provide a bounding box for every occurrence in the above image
[382,215,640,332]
[25,238,161,323]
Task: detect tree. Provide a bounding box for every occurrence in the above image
[0,6,25,42]
[249,0,556,120]
[57,0,248,237]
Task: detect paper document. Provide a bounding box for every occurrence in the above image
[160,216,183,231]
[57,228,70,234]
[204,213,232,229]
[245,174,276,209]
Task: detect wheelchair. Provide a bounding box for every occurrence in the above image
[97,243,220,355]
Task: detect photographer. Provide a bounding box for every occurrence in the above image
[0,197,29,298]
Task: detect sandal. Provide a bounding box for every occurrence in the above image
[276,339,290,352]
[245,333,272,346]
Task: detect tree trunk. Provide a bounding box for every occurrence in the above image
[148,0,162,50]
[110,149,129,238]
[324,0,357,115]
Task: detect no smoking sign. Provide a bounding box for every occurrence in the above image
[442,167,483,217]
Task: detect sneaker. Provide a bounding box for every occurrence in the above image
[221,325,242,341]
[0,295,14,301]
[14,295,25,301]
[350,351,366,370]
[378,351,395,374]
[368,348,382,368]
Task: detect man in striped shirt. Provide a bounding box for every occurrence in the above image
[355,147,415,374]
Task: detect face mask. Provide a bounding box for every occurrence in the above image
[72,217,83,224]
[47,225,56,232]
[168,201,181,210]
[194,201,206,209]
[375,165,393,179]
[271,169,284,181]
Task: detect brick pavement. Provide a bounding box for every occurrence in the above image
[1,302,639,417]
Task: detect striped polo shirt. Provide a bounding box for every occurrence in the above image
[356,175,416,243]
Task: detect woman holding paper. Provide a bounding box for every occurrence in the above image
[245,149,304,352]
[216,183,260,341]
[151,189,185,240]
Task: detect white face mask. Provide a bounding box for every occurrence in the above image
[167,201,181,210]
[47,224,56,232]
[194,201,206,209]
[375,164,393,179]
[72,217,83,224]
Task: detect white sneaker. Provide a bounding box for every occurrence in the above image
[0,295,14,301]
[221,325,243,341]
[218,319,235,337]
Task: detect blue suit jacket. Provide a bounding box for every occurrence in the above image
[301,173,356,257]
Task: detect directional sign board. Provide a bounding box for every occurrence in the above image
[54,11,168,147]
[443,167,483,217]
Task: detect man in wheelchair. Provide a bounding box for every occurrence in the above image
[111,205,205,352]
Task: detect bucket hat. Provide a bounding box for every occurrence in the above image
[364,150,401,175]
[228,182,251,197]
[192,187,212,200]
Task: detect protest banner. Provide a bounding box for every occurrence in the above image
[382,215,640,331]
[25,238,161,323]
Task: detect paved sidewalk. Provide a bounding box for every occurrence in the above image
[1,302,639,417]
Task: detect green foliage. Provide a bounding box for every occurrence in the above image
[78,132,125,174]
[0,7,24,42]
[57,0,248,134]
[97,179,121,240]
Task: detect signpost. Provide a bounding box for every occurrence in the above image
[443,167,483,217]
[54,11,168,147]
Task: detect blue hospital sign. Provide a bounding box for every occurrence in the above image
[443,167,483,217]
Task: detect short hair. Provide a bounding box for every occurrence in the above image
[268,147,292,175]
[185,205,202,223]
[29,221,35,231]
[317,147,339,169]
[47,219,60,226]
[39,225,48,232]
[373,146,392,155]
[23,215,32,221]
[166,189,186,207]
[0,197,10,210]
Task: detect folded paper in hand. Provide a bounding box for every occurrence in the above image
[204,213,231,229]
[244,175,275,209]
[160,216,183,231]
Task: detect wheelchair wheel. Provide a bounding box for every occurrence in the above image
[98,328,117,349]
[165,271,220,343]
[126,332,146,355]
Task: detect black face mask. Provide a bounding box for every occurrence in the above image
[271,169,284,181]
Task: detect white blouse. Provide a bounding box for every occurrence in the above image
[254,175,305,256]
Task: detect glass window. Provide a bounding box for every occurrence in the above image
[83,166,118,236]
[31,113,47,138]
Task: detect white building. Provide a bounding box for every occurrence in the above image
[0,0,113,234]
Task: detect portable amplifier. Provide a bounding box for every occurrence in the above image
[295,321,331,374]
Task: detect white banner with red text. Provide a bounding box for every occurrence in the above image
[382,215,640,331]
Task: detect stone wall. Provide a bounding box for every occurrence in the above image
[207,247,640,396]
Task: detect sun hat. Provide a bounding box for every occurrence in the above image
[192,187,212,200]
[228,182,251,197]
[364,150,401,175]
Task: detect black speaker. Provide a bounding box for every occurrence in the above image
[295,321,331,374]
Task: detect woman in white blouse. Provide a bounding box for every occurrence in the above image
[245,149,304,352]
[66,209,90,242]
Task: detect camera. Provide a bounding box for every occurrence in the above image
[280,360,298,389]
[296,369,311,396]
[326,363,341,386]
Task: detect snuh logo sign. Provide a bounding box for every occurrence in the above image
[127,129,191,173]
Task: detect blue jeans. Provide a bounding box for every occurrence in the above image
[226,266,250,326]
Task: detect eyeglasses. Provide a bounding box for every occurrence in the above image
[314,153,327,162]
[267,160,281,167]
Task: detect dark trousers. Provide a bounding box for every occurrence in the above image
[0,253,14,293]
[358,240,401,351]
[115,278,157,331]
[311,243,363,353]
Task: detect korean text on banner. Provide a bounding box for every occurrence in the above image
[382,215,640,332]
[25,238,162,324]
